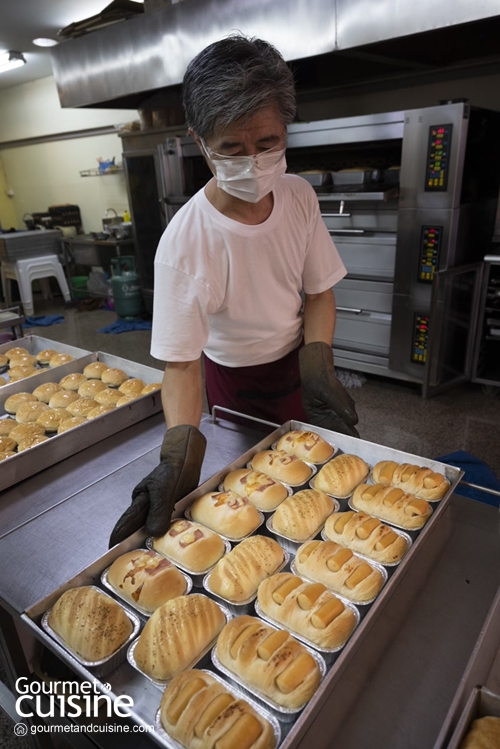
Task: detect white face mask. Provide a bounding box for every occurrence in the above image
[201,140,287,203]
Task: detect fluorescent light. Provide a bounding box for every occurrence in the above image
[33,38,58,48]
[0,51,26,74]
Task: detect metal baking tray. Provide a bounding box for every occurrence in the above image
[266,497,340,555]
[218,474,293,512]
[320,519,412,568]
[443,686,500,749]
[185,504,265,543]
[0,346,163,492]
[146,534,232,588]
[41,585,141,678]
[100,550,193,618]
[153,668,282,749]
[211,617,327,722]
[348,494,433,534]
[127,600,232,689]
[0,334,91,374]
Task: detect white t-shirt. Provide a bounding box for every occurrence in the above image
[151,174,346,367]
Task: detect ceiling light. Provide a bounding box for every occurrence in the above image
[33,38,59,48]
[0,51,26,74]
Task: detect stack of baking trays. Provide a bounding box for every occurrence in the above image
[22,421,465,749]
[0,335,163,491]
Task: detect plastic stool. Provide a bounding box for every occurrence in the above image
[0,255,71,316]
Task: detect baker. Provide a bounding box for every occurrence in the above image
[109,34,358,547]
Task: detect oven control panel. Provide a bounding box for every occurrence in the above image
[425,124,452,191]
[418,225,442,282]
[411,313,430,364]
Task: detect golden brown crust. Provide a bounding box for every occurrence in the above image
[15,401,49,424]
[159,669,276,749]
[118,378,145,396]
[107,549,187,613]
[294,539,384,602]
[216,615,321,710]
[49,390,80,409]
[208,535,284,603]
[59,373,88,391]
[459,716,500,749]
[351,483,433,529]
[153,519,226,573]
[9,422,45,444]
[49,353,75,368]
[37,408,69,433]
[134,594,225,681]
[251,450,312,485]
[48,587,133,661]
[223,469,288,512]
[314,454,369,497]
[77,379,108,398]
[83,362,109,379]
[323,511,409,564]
[258,573,356,649]
[116,394,137,406]
[8,365,38,381]
[141,382,162,395]
[9,354,37,368]
[276,430,335,463]
[372,460,450,500]
[0,435,16,452]
[87,404,115,419]
[101,368,128,387]
[0,450,16,461]
[272,489,333,541]
[17,435,49,451]
[0,418,16,436]
[32,382,62,403]
[94,388,123,406]
[36,349,58,364]
[4,392,37,414]
[0,375,6,387]
[190,490,262,540]
[5,347,29,360]
[57,416,86,433]
[66,398,98,417]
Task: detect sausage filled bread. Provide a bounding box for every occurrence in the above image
[134,594,225,681]
[190,490,262,540]
[216,615,322,710]
[276,430,334,463]
[153,519,226,573]
[294,540,384,603]
[372,460,450,501]
[313,454,369,497]
[257,573,356,650]
[48,586,133,662]
[107,549,187,613]
[459,716,500,749]
[271,489,333,541]
[159,669,276,749]
[251,450,312,486]
[323,511,409,564]
[208,535,284,603]
[223,469,288,512]
[351,483,432,530]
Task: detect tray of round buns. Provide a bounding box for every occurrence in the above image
[21,420,463,749]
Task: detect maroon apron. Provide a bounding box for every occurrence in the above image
[203,343,308,429]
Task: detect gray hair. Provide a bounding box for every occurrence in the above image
[182,34,296,140]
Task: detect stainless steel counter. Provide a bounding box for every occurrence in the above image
[0,413,498,749]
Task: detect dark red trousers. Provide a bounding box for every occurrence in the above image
[203,343,308,429]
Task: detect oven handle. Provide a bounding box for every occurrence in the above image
[328,229,365,234]
[336,307,365,315]
[323,212,352,218]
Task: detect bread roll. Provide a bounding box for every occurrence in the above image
[118,378,145,396]
[258,573,356,649]
[0,418,15,436]
[59,373,87,391]
[190,490,262,540]
[66,397,98,417]
[101,368,128,387]
[5,346,29,360]
[277,430,335,463]
[78,379,108,398]
[32,382,62,403]
[0,354,8,368]
[107,549,187,613]
[141,382,162,395]
[37,408,69,433]
[87,404,115,419]
[36,349,58,365]
[49,390,80,409]
[0,450,15,461]
[272,489,333,541]
[4,392,36,414]
[372,460,450,501]
[251,450,312,486]
[314,454,369,497]
[351,483,432,530]
[9,354,37,368]
[0,376,6,387]
[208,535,284,603]
[0,435,16,452]
[15,401,49,424]
[8,365,37,381]
[134,594,225,681]
[94,388,123,406]
[216,615,321,710]
[294,539,384,603]
[49,353,75,368]
[83,361,109,379]
[323,511,408,564]
[9,422,45,445]
[57,416,86,433]
[459,716,500,749]
[153,519,226,573]
[116,394,137,406]
[18,435,49,451]
[159,669,276,749]
[223,469,288,512]
[48,586,133,661]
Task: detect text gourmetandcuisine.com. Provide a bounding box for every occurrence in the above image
[15,678,134,719]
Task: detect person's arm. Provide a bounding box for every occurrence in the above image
[161,358,204,428]
[303,288,336,346]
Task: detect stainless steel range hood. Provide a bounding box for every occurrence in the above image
[50,0,500,109]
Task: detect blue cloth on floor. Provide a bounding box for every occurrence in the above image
[435,450,500,507]
[97,319,152,334]
[24,315,64,326]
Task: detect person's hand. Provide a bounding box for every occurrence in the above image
[299,341,360,437]
[109,424,207,548]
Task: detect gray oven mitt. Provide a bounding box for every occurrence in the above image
[299,341,360,438]
[108,424,207,548]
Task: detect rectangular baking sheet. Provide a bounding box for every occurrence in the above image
[0,345,164,493]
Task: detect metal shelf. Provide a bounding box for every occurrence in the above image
[79,167,123,177]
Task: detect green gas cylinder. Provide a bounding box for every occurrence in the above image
[111,256,143,320]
